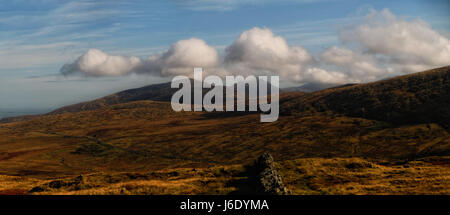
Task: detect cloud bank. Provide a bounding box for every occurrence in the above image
[339,9,450,75]
[61,9,450,85]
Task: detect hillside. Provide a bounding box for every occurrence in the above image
[282,66,450,129]
[0,66,449,194]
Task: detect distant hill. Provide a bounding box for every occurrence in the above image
[282,82,355,93]
[50,78,280,114]
[50,82,176,114]
[0,82,179,123]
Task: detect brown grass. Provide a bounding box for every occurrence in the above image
[0,67,448,195]
[1,157,448,195]
[279,157,450,195]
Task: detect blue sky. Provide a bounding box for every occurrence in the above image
[0,0,449,114]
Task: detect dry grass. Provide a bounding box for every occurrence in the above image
[0,175,42,195]
[24,165,245,195]
[279,157,450,195]
[0,67,448,195]
[0,100,448,195]
[1,157,448,195]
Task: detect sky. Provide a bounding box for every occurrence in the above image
[0,0,449,115]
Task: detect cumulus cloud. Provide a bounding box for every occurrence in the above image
[220,27,351,84]
[62,38,220,78]
[61,28,322,82]
[61,9,450,85]
[224,27,314,79]
[60,49,141,77]
[339,8,450,74]
[320,46,390,82]
[302,67,350,84]
[138,38,220,77]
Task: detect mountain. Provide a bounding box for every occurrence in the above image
[282,82,355,93]
[0,66,448,194]
[1,78,281,123]
[50,78,281,114]
[50,82,176,114]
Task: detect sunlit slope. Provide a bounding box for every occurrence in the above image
[0,66,448,182]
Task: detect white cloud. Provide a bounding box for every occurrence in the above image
[60,49,142,76]
[320,46,389,82]
[339,8,450,74]
[62,38,219,78]
[139,38,219,77]
[302,67,350,84]
[63,27,346,84]
[61,9,450,85]
[224,27,320,81]
[225,27,313,69]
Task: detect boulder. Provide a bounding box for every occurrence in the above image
[254,153,290,195]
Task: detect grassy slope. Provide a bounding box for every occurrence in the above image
[282,66,450,129]
[0,66,449,194]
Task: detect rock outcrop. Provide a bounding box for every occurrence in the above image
[29,174,85,193]
[254,153,290,195]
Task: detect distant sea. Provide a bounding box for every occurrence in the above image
[0,109,50,119]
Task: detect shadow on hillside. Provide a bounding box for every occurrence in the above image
[226,165,265,195]
[199,111,258,120]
